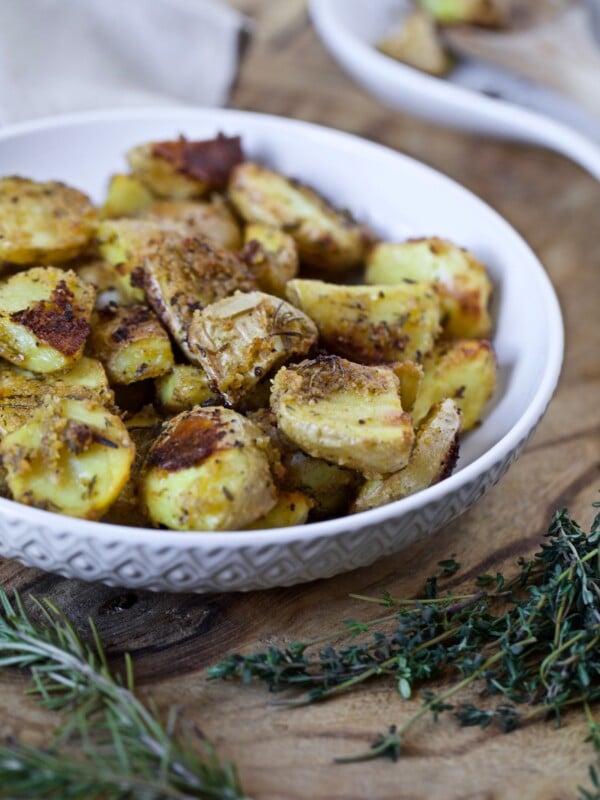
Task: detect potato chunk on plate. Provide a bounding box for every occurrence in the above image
[286,278,441,364]
[0,397,134,519]
[140,406,277,531]
[141,196,242,251]
[155,363,220,413]
[0,266,95,373]
[188,290,318,405]
[271,355,414,479]
[0,176,96,265]
[229,162,371,274]
[352,398,461,512]
[365,237,493,339]
[241,223,299,298]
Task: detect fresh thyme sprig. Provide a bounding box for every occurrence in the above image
[0,592,248,800]
[210,505,600,786]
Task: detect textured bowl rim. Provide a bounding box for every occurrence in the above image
[0,106,564,550]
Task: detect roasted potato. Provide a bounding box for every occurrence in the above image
[352,398,461,512]
[271,355,415,479]
[155,363,220,413]
[140,231,257,362]
[127,135,244,199]
[0,266,95,373]
[365,238,493,339]
[141,195,242,251]
[411,338,496,430]
[416,0,508,26]
[378,10,453,75]
[140,406,277,531]
[229,162,371,274]
[188,291,318,405]
[244,490,313,529]
[0,176,97,265]
[391,360,424,413]
[0,397,134,519]
[241,223,299,297]
[286,278,441,364]
[88,305,174,385]
[0,356,113,437]
[101,173,154,219]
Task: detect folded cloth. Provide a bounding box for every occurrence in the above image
[0,0,249,126]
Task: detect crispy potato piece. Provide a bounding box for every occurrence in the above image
[140,406,277,531]
[365,238,493,338]
[271,355,414,479]
[286,278,441,364]
[411,339,496,430]
[0,267,95,373]
[229,162,371,274]
[0,356,113,437]
[244,490,312,529]
[188,291,318,405]
[391,360,424,412]
[101,173,154,219]
[140,232,257,362]
[141,196,242,251]
[352,398,460,512]
[155,363,220,413]
[379,10,453,75]
[0,177,97,265]
[127,135,244,199]
[88,305,174,385]
[417,0,508,26]
[241,223,299,297]
[0,397,134,519]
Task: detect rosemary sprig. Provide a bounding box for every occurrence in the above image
[0,592,248,800]
[210,504,600,786]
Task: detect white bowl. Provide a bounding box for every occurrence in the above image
[309,0,600,181]
[0,107,563,593]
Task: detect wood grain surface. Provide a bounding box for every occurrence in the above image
[1,2,599,798]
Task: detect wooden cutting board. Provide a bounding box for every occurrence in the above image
[1,2,599,798]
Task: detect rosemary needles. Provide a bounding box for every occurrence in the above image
[0,592,247,800]
[210,505,600,787]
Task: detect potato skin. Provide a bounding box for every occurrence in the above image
[0,267,95,373]
[0,176,97,265]
[286,278,441,364]
[0,397,134,519]
[140,406,277,531]
[352,398,460,512]
[141,196,242,251]
[271,355,415,479]
[229,162,371,274]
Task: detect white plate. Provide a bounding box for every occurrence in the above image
[309,0,600,181]
[0,107,563,593]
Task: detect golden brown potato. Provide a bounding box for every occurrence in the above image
[391,360,424,413]
[416,0,508,26]
[352,398,461,513]
[88,305,174,385]
[0,176,97,265]
[127,135,244,199]
[411,338,496,430]
[140,232,257,362]
[271,355,415,479]
[241,223,299,297]
[229,162,372,274]
[140,406,277,531]
[378,10,453,75]
[155,363,220,413]
[0,266,95,373]
[365,237,493,338]
[188,291,318,405]
[286,278,441,364]
[0,397,134,519]
[141,195,242,251]
[0,356,113,437]
[101,173,154,219]
[244,490,313,529]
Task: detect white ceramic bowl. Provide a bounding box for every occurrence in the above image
[0,107,563,593]
[309,0,600,181]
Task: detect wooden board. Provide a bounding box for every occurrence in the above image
[1,2,599,798]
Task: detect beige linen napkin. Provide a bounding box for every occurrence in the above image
[0,0,249,125]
